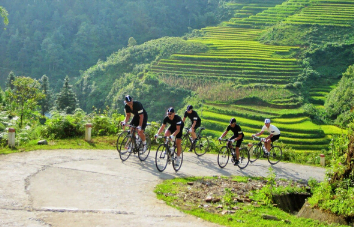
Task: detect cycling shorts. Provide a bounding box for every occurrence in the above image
[168,124,184,139]
[230,136,243,148]
[130,113,148,130]
[271,134,280,142]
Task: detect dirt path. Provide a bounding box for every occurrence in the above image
[0,149,325,227]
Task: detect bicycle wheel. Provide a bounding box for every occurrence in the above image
[119,135,132,161]
[194,136,209,156]
[116,131,129,153]
[138,134,151,161]
[268,146,282,165]
[249,145,261,162]
[217,146,230,168]
[172,150,183,172]
[155,144,168,172]
[182,135,192,152]
[238,147,250,169]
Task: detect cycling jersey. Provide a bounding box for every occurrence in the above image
[226,124,244,139]
[163,115,185,138]
[184,110,201,129]
[125,101,148,129]
[262,124,280,135]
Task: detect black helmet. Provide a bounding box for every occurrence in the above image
[230,118,236,124]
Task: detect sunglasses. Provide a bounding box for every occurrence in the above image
[167,112,173,116]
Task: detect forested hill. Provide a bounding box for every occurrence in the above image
[0,0,231,91]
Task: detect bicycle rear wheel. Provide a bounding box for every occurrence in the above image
[268,146,282,165]
[237,147,250,169]
[119,135,132,161]
[182,135,191,152]
[116,131,128,153]
[155,144,168,172]
[249,145,261,162]
[217,146,230,168]
[194,136,209,156]
[138,134,151,161]
[172,150,183,172]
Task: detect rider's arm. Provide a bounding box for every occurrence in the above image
[191,120,197,129]
[124,112,131,123]
[157,124,166,135]
[182,117,186,123]
[138,113,144,128]
[220,131,228,138]
[254,130,264,137]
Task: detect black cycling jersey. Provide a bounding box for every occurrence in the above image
[184,110,201,124]
[163,115,183,127]
[226,124,244,138]
[124,101,147,116]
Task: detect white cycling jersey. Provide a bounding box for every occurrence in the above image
[262,124,280,135]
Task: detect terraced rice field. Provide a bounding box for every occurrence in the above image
[148,0,347,153]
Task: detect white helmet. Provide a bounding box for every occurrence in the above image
[264,119,271,124]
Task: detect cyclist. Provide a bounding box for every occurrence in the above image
[218,118,244,165]
[182,105,201,144]
[252,118,280,155]
[155,107,184,166]
[121,95,148,153]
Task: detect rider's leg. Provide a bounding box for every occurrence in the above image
[265,141,271,152]
[138,130,146,142]
[191,128,197,141]
[235,147,240,160]
[176,138,182,157]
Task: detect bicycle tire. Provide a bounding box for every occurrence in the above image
[155,144,168,172]
[217,146,230,168]
[119,134,132,161]
[116,130,129,153]
[138,134,151,161]
[172,149,183,172]
[268,146,282,165]
[237,147,250,169]
[194,136,209,156]
[182,135,192,152]
[249,145,262,162]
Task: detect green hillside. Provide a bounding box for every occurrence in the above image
[147,0,354,153]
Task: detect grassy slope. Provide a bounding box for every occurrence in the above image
[148,0,353,153]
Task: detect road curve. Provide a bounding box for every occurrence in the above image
[0,149,325,227]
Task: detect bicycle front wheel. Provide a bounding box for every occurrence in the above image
[268,146,282,165]
[172,150,183,172]
[238,147,250,169]
[116,131,128,153]
[155,144,168,172]
[182,135,191,152]
[249,145,261,162]
[194,136,209,156]
[119,135,132,161]
[138,135,151,161]
[217,146,230,168]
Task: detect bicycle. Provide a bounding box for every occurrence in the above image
[249,136,282,165]
[181,127,209,156]
[116,124,129,153]
[118,125,151,162]
[155,136,183,172]
[217,139,250,169]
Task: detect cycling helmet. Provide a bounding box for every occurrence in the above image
[230,118,236,124]
[186,105,193,111]
[264,119,271,124]
[125,95,132,102]
[167,107,175,113]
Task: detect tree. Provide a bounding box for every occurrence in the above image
[0,6,9,26]
[39,75,52,116]
[6,76,45,128]
[128,37,137,47]
[6,71,16,90]
[55,76,79,114]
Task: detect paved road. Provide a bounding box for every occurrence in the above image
[0,149,325,227]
